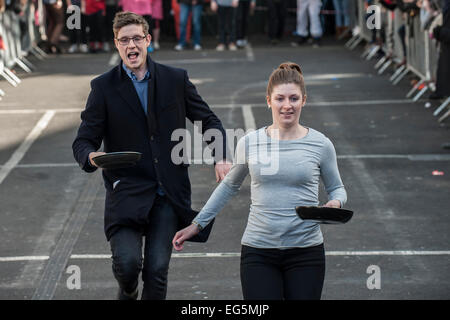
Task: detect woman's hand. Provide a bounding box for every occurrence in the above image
[323,200,341,208]
[172,223,201,251]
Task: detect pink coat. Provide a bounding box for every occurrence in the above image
[119,0,152,16]
[151,0,163,20]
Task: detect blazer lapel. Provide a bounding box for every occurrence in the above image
[146,56,158,135]
[116,62,147,120]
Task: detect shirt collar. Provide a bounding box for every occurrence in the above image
[122,62,150,82]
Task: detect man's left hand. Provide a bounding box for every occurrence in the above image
[214,160,232,183]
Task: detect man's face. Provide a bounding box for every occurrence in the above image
[115,24,151,72]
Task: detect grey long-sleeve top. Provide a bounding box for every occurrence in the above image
[193,127,347,249]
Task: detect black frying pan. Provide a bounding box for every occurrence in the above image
[295,206,353,224]
[92,152,142,169]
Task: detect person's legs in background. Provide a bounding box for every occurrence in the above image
[309,0,323,47]
[176,3,190,50]
[236,0,250,47]
[217,5,227,50]
[276,0,288,40]
[192,4,203,50]
[296,0,309,44]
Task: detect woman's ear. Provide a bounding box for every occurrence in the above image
[302,94,307,107]
[266,95,271,108]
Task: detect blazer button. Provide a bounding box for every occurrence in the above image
[150,136,154,141]
[154,158,158,163]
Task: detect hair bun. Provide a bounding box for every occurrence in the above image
[278,62,303,75]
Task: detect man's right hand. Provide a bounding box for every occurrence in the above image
[88,151,106,167]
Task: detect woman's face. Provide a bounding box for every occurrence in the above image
[267,83,306,129]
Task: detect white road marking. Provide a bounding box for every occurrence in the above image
[242,104,256,131]
[0,110,55,185]
[2,251,450,262]
[2,153,448,170]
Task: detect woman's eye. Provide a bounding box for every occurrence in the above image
[290,97,299,102]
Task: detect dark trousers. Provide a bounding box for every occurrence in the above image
[218,6,237,44]
[69,13,87,45]
[86,10,105,43]
[240,243,325,300]
[236,1,251,41]
[267,0,288,40]
[109,195,179,300]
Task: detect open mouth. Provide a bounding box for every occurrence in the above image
[127,51,139,62]
[280,111,294,116]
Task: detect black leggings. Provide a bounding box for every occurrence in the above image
[240,244,325,300]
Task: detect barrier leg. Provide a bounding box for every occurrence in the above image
[433,97,450,116]
[14,58,32,73]
[3,68,21,84]
[366,45,381,60]
[19,56,35,71]
[392,68,409,85]
[374,56,388,69]
[29,47,45,60]
[389,65,405,82]
[412,86,428,101]
[378,59,392,75]
[31,45,48,59]
[0,88,5,96]
[345,34,359,48]
[406,79,425,98]
[349,36,364,50]
[0,70,19,87]
[438,108,450,123]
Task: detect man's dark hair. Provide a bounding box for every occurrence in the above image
[113,11,149,38]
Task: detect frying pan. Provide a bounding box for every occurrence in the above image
[92,152,142,169]
[295,206,353,224]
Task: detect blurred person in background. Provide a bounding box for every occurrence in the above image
[85,0,108,52]
[174,0,203,51]
[211,0,239,51]
[430,0,450,99]
[236,0,256,48]
[151,0,163,50]
[295,0,323,47]
[67,0,89,53]
[333,0,350,38]
[267,0,288,45]
[43,0,70,53]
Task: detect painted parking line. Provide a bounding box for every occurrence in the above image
[0,110,55,185]
[2,153,449,170]
[2,250,450,262]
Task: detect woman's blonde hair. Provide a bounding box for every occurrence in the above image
[266,62,306,98]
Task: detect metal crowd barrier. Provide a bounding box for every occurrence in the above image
[345,0,449,123]
[0,0,47,99]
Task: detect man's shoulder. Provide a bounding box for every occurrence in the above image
[154,61,186,77]
[91,65,119,85]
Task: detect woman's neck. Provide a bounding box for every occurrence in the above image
[267,123,307,140]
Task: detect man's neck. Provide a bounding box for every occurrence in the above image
[130,63,148,81]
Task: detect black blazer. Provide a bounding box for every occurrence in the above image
[72,56,227,241]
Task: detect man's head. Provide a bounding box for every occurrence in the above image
[113,12,151,72]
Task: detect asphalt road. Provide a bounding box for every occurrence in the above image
[0,37,449,300]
